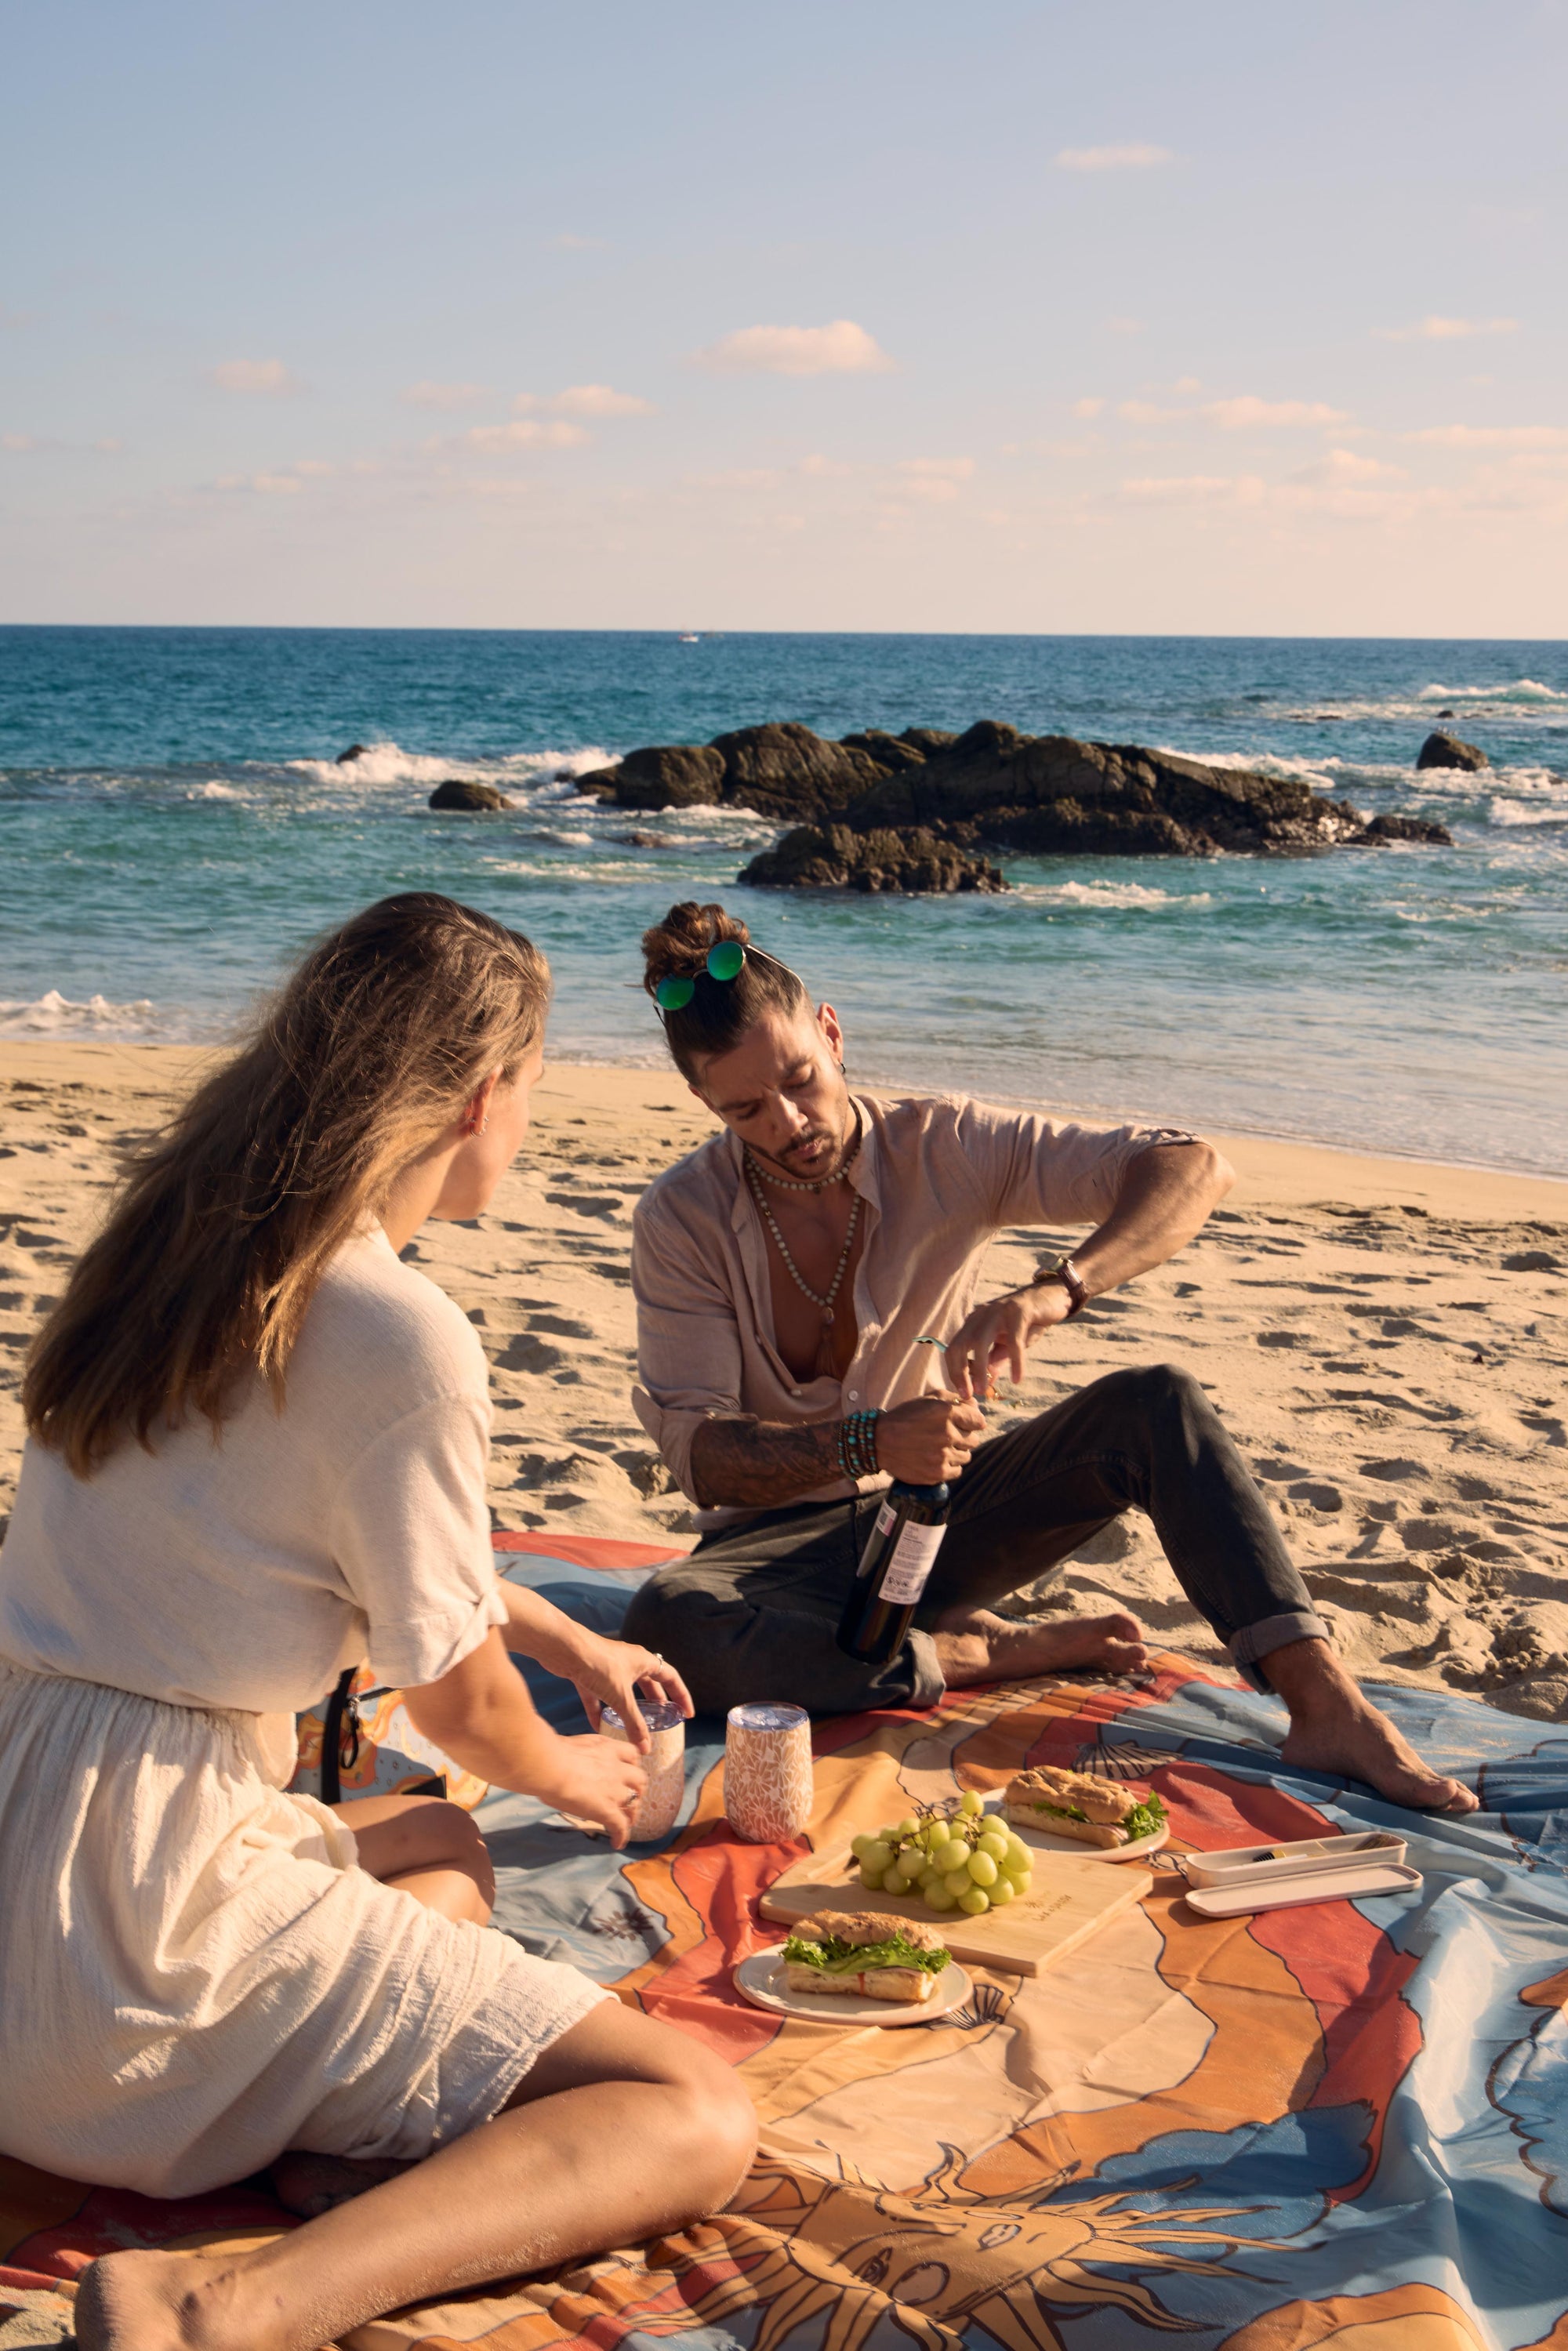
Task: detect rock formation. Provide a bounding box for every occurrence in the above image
[1417,730,1488,772]
[575,717,1453,882]
[428,778,514,812]
[336,743,368,764]
[740,823,1007,895]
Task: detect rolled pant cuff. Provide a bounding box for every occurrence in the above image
[906,1629,947,1711]
[1229,1610,1331,1694]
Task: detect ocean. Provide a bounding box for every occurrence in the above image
[2,628,1564,1176]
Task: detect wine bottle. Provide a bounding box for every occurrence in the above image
[837,1481,951,1667]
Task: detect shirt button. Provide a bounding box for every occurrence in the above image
[791,1387,802,1397]
[848,1388,860,1400]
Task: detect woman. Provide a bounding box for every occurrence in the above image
[0,893,755,2351]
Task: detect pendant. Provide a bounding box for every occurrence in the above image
[822,1308,834,1326]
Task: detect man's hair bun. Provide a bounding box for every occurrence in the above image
[641,900,807,1082]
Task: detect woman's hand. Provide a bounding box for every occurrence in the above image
[533,1733,649,1850]
[568,1631,693,1753]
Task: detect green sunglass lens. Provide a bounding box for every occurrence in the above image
[655,975,695,1011]
[706,941,745,982]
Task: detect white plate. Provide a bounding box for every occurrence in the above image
[984,1794,1170,1864]
[733,1948,973,2026]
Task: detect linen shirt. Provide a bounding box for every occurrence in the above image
[632,1091,1192,1522]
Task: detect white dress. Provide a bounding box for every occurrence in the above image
[0,1228,607,2199]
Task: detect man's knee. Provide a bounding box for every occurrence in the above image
[1094,1361,1210,1429]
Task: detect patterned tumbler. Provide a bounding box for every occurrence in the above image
[724,1702,815,1843]
[600,1700,686,1843]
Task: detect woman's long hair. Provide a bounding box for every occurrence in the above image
[24,893,550,1477]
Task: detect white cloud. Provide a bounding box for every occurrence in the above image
[898,456,975,480]
[208,357,300,397]
[463,419,590,451]
[1290,448,1406,485]
[691,319,894,376]
[1056,143,1173,172]
[293,459,333,477]
[798,453,855,477]
[1072,397,1105,419]
[1120,474,1265,505]
[2,432,36,452]
[402,381,490,410]
[1202,395,1349,429]
[215,470,302,494]
[515,384,654,417]
[1103,316,1143,336]
[1171,376,1202,394]
[1117,399,1169,424]
[1379,315,1518,343]
[1407,423,1568,448]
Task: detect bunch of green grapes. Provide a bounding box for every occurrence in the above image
[849,1790,1034,1917]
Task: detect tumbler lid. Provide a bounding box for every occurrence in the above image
[602,1700,686,1735]
[728,1702,810,1731]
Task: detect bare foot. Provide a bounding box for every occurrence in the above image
[1280,1702,1478,1814]
[271,2148,414,2218]
[74,2248,264,2351]
[934,1605,1149,1688]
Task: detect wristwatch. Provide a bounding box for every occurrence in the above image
[1032,1255,1089,1316]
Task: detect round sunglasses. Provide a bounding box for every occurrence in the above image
[655,938,746,1011]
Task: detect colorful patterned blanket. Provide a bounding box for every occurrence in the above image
[4,1533,1567,2351]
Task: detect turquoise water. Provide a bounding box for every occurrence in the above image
[2,628,1564,1174]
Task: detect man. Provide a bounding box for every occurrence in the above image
[622,901,1474,1815]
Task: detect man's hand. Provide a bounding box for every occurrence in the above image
[532,1733,649,1849]
[568,1632,693,1753]
[877,1392,987,1483]
[944,1283,1069,1401]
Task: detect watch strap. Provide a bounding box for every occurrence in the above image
[1033,1255,1088,1316]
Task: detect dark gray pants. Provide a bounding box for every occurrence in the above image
[622,1364,1327,1716]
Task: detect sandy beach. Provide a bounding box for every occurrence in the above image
[2,1040,1565,1721]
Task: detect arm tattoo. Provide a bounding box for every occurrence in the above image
[690,1414,844,1510]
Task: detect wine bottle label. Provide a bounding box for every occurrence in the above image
[877,1518,946,1605]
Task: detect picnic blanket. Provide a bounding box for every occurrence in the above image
[3,1531,1567,2351]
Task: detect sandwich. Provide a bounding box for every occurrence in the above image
[1003,1765,1167,1850]
[780,1910,952,2003]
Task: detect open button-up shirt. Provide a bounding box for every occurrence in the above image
[631,1091,1192,1526]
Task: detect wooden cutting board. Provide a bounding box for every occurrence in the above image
[759,1841,1152,1977]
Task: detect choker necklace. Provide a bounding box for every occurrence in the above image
[745,1111,862,1194]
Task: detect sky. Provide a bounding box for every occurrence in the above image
[2,0,1566,635]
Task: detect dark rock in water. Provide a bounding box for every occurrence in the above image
[336,743,368,764]
[1417,730,1488,772]
[852,731,1371,857]
[612,829,679,848]
[708,722,887,818]
[739,822,1007,895]
[428,778,514,812]
[576,717,1455,861]
[615,743,726,810]
[840,728,927,771]
[1356,812,1454,846]
[1436,708,1454,718]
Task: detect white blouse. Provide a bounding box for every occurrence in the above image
[0,1225,506,1712]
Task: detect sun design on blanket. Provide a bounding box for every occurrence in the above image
[659,2147,1268,2351]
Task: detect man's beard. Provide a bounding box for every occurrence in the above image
[753,1100,858,1184]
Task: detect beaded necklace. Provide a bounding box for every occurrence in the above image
[743,1156,862,1367]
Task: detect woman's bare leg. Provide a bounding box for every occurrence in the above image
[74,2001,757,2351]
[333,1792,495,1922]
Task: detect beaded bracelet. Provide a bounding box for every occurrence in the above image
[837,1406,881,1483]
